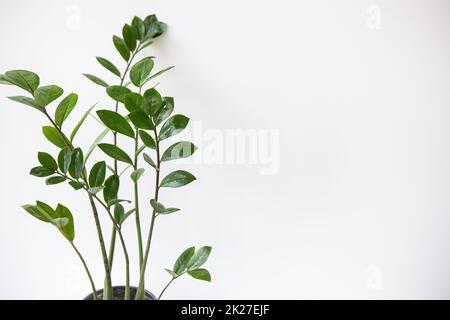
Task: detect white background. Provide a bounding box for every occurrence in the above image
[1,0,450,299]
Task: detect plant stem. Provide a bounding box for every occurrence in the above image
[158,277,175,300]
[135,128,160,299]
[134,129,144,267]
[69,241,98,300]
[42,110,112,299]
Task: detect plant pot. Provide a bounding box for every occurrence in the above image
[83,286,156,300]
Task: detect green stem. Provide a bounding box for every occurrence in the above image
[134,129,144,266]
[135,129,160,299]
[69,241,98,300]
[158,277,175,300]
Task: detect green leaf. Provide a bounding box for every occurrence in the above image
[69,181,85,191]
[159,115,189,141]
[160,170,196,188]
[38,152,58,171]
[143,88,162,116]
[57,147,72,174]
[5,70,40,93]
[96,57,121,77]
[143,153,158,170]
[173,247,195,275]
[130,168,145,182]
[165,269,179,278]
[188,246,212,270]
[124,92,144,113]
[155,97,174,125]
[150,199,180,215]
[98,143,133,164]
[103,175,120,203]
[70,104,96,142]
[187,269,211,282]
[141,66,175,87]
[113,35,130,61]
[144,15,167,39]
[83,74,109,87]
[138,130,156,149]
[34,85,64,107]
[69,148,84,179]
[46,176,66,185]
[107,198,131,207]
[130,57,154,87]
[106,85,132,103]
[129,111,153,130]
[161,141,197,162]
[88,186,104,194]
[30,166,54,177]
[22,204,52,222]
[0,74,13,85]
[55,204,75,241]
[132,16,146,40]
[36,201,57,220]
[115,205,134,225]
[55,93,78,127]
[42,126,67,148]
[7,96,42,110]
[89,161,106,188]
[96,110,135,138]
[85,128,110,163]
[122,24,137,51]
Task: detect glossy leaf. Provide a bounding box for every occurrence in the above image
[122,24,137,51]
[42,126,67,148]
[96,57,121,77]
[69,148,84,179]
[83,74,109,87]
[141,66,175,87]
[22,204,52,222]
[107,199,131,207]
[130,168,145,182]
[34,85,64,107]
[46,176,66,185]
[124,92,144,113]
[187,269,211,282]
[98,143,133,164]
[144,15,167,39]
[88,186,104,195]
[57,147,72,174]
[5,70,40,93]
[155,97,174,125]
[55,93,78,127]
[85,128,110,163]
[7,96,42,110]
[103,175,120,204]
[130,57,154,87]
[132,16,146,40]
[89,161,106,188]
[96,110,134,138]
[160,170,196,188]
[69,181,85,191]
[138,130,156,149]
[159,115,189,141]
[30,166,54,177]
[173,247,195,275]
[161,141,197,162]
[113,35,130,61]
[0,74,12,85]
[165,269,179,278]
[143,153,158,170]
[115,206,134,225]
[150,199,179,215]
[55,204,75,241]
[129,111,153,130]
[36,201,57,220]
[188,246,212,270]
[70,105,96,142]
[106,85,131,103]
[143,88,162,116]
[38,152,58,171]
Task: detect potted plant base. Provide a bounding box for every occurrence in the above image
[84,286,156,300]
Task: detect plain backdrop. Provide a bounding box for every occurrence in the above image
[1,0,450,299]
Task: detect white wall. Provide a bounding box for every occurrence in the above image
[1,0,450,299]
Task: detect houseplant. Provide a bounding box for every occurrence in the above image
[0,14,212,300]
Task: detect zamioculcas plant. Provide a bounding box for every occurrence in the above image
[0,14,212,300]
